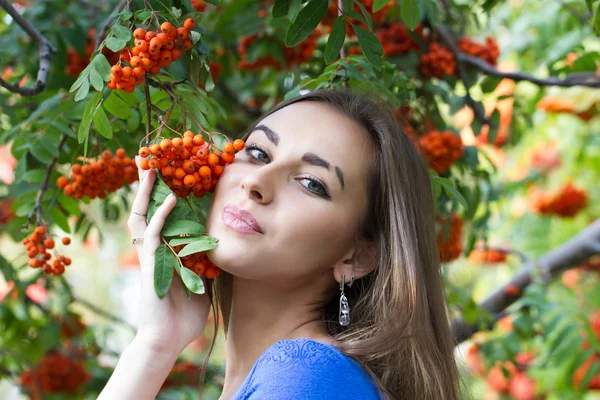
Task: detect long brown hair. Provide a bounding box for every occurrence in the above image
[199,87,469,399]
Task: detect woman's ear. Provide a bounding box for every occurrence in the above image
[334,240,377,284]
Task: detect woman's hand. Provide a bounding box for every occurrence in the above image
[127,156,212,355]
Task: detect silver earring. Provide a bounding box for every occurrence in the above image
[339,273,355,326]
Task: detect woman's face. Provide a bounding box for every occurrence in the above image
[205,101,374,285]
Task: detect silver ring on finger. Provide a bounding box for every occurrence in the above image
[132,211,147,217]
[131,237,144,245]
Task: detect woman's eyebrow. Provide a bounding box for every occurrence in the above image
[252,124,345,190]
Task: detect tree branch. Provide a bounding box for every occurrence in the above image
[0,0,56,96]
[25,135,68,228]
[458,53,600,88]
[453,218,600,343]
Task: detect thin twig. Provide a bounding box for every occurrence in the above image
[0,0,56,96]
[337,0,350,89]
[25,135,68,228]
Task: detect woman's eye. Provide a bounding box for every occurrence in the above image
[245,145,270,163]
[298,178,329,197]
[244,144,330,198]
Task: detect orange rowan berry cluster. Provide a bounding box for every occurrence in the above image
[530,181,588,218]
[536,96,598,121]
[173,245,221,278]
[468,248,508,264]
[376,23,421,57]
[108,19,196,92]
[0,197,15,224]
[419,130,464,174]
[139,131,245,198]
[23,225,72,276]
[19,352,91,397]
[436,214,463,262]
[66,28,120,77]
[459,36,500,66]
[56,149,138,200]
[419,43,456,79]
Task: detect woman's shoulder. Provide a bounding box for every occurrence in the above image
[234,338,383,400]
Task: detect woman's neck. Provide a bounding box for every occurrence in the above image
[220,275,332,397]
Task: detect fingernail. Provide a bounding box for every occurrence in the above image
[142,170,149,181]
[167,193,175,201]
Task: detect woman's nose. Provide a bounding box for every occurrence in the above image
[240,167,275,204]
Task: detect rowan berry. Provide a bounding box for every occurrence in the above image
[145,31,155,41]
[182,160,195,173]
[160,139,173,151]
[148,158,160,169]
[62,237,71,245]
[184,18,196,30]
[193,134,205,146]
[182,137,194,149]
[183,174,196,188]
[183,39,193,51]
[56,176,69,188]
[150,144,162,156]
[233,139,245,151]
[161,165,174,177]
[111,65,123,76]
[177,28,189,40]
[207,153,219,167]
[139,147,150,157]
[224,142,234,154]
[130,56,142,68]
[174,167,187,180]
[133,28,146,40]
[221,152,235,164]
[150,37,163,49]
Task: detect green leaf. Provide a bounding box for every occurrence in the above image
[190,30,201,44]
[38,134,59,157]
[51,208,71,233]
[103,91,131,119]
[135,10,152,23]
[372,0,390,12]
[285,0,328,47]
[162,220,205,237]
[352,24,383,70]
[401,0,420,31]
[89,68,104,91]
[169,236,204,246]
[288,0,302,22]
[105,37,128,52]
[127,110,141,131]
[487,108,501,145]
[180,267,205,294]
[58,194,81,217]
[154,245,175,299]
[353,0,373,30]
[177,237,218,257]
[272,0,290,17]
[342,0,353,12]
[74,79,90,102]
[94,107,113,139]
[78,92,103,143]
[114,90,138,106]
[22,169,46,183]
[324,17,346,64]
[29,143,52,164]
[69,72,88,93]
[119,9,133,21]
[91,54,112,80]
[438,178,469,211]
[111,24,132,41]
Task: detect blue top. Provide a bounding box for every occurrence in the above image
[232,338,383,399]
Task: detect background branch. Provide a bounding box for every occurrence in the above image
[453,218,600,343]
[0,0,56,96]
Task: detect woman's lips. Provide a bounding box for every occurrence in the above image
[221,204,263,234]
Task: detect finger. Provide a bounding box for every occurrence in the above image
[143,193,177,251]
[127,168,155,243]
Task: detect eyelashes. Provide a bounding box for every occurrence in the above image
[244,144,330,198]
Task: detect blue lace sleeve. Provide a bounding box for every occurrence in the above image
[233,339,383,400]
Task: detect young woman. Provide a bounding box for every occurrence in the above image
[98,88,465,400]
